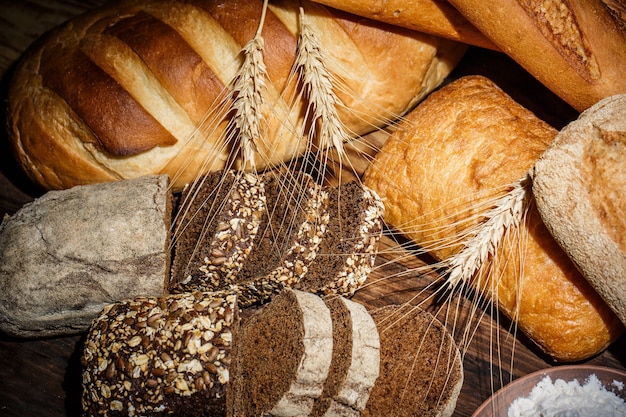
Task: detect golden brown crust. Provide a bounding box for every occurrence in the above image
[310,0,498,50]
[447,0,626,111]
[363,75,624,361]
[7,0,466,191]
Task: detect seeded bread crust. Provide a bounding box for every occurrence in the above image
[170,171,266,293]
[228,289,333,416]
[81,291,239,417]
[296,181,384,297]
[363,305,463,417]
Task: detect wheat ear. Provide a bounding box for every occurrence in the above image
[293,6,350,163]
[444,173,532,291]
[227,0,269,170]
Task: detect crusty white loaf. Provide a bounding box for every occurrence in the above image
[447,0,626,111]
[363,75,625,362]
[7,0,466,191]
[533,94,626,326]
[310,0,498,50]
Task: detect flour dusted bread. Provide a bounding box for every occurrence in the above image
[7,0,465,191]
[533,94,626,326]
[363,75,624,361]
[363,304,463,417]
[447,0,626,111]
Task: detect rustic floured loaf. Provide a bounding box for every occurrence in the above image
[447,0,626,111]
[7,0,466,191]
[363,75,624,361]
[533,94,626,326]
[227,289,334,416]
[310,0,497,50]
[0,175,171,338]
[362,304,463,417]
[81,291,239,417]
[170,170,266,293]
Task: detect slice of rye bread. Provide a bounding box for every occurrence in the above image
[310,294,380,417]
[170,170,266,293]
[295,181,385,297]
[362,305,463,417]
[227,289,334,417]
[81,291,239,417]
[231,171,330,306]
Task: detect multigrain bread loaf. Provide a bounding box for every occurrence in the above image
[447,0,626,111]
[310,0,498,50]
[82,291,239,417]
[533,94,626,326]
[363,75,625,361]
[363,304,463,417]
[7,0,466,191]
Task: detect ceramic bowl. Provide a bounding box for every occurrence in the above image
[471,365,626,417]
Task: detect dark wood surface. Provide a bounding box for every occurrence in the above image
[0,1,624,416]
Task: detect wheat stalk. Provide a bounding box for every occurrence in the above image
[443,173,532,292]
[227,0,270,170]
[293,6,350,163]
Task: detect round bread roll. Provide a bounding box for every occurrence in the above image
[7,0,466,192]
[533,94,626,326]
[363,75,624,362]
[447,0,626,112]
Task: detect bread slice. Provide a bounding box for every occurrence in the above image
[311,295,380,417]
[296,181,385,297]
[362,304,463,417]
[231,171,330,306]
[228,288,334,416]
[81,291,239,417]
[170,170,266,293]
[533,94,626,326]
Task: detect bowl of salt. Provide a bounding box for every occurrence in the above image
[472,365,626,417]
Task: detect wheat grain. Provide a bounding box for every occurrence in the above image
[293,6,350,166]
[226,0,270,170]
[443,173,532,292]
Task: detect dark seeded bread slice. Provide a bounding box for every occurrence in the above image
[170,170,266,293]
[311,295,380,417]
[233,171,330,306]
[296,181,384,297]
[363,305,463,417]
[81,291,239,417]
[227,289,334,417]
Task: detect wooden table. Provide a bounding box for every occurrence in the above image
[0,2,624,416]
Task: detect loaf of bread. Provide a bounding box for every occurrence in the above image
[363,75,625,362]
[0,175,172,338]
[533,94,626,326]
[310,0,498,50]
[7,0,466,192]
[446,0,626,111]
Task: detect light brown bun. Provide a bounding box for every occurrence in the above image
[533,94,626,326]
[7,0,466,192]
[363,75,624,362]
[310,0,498,50]
[447,0,626,112]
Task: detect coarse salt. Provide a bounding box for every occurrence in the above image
[507,373,626,417]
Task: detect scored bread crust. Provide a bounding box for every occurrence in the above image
[363,75,624,361]
[533,94,626,326]
[7,0,466,191]
[447,0,626,111]
[310,0,498,50]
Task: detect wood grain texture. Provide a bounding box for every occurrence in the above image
[0,1,624,417]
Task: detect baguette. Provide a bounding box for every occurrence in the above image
[533,94,626,326]
[310,0,498,50]
[363,75,624,361]
[447,0,626,111]
[7,0,466,192]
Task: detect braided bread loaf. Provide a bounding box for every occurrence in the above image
[7,0,465,191]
